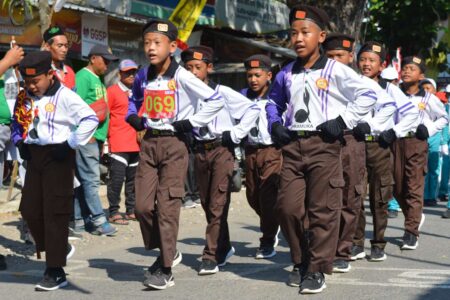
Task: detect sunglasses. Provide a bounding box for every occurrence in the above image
[121,69,137,77]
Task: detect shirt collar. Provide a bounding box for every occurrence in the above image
[400,84,426,97]
[52,62,67,74]
[207,80,218,90]
[292,52,328,74]
[146,58,179,81]
[40,78,61,97]
[246,85,271,100]
[118,81,130,92]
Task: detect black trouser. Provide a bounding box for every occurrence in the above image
[185,150,200,202]
[107,152,139,216]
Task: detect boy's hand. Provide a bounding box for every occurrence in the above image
[378,129,396,148]
[172,119,193,133]
[415,124,429,140]
[271,122,291,146]
[221,131,238,152]
[353,122,371,141]
[126,114,145,131]
[316,116,346,140]
[4,46,24,67]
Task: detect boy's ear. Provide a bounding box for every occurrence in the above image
[169,40,177,54]
[207,63,214,73]
[318,30,327,44]
[349,52,354,64]
[419,73,425,80]
[43,43,51,51]
[267,71,273,81]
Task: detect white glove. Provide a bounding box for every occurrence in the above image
[440,144,449,156]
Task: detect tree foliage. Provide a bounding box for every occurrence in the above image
[365,0,450,72]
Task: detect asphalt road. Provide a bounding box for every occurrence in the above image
[1,188,449,299]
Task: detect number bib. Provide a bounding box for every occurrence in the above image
[140,89,176,119]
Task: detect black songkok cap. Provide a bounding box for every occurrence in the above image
[323,33,355,52]
[181,46,214,63]
[19,51,52,77]
[142,19,178,41]
[244,55,272,70]
[289,4,330,29]
[43,26,65,42]
[357,41,387,62]
[402,56,426,73]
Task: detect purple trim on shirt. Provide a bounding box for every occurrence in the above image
[398,102,414,114]
[361,91,378,101]
[398,105,414,115]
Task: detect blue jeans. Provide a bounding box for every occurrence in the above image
[424,133,441,201]
[74,141,107,228]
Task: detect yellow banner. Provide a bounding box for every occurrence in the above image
[169,0,207,43]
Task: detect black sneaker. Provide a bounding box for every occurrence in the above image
[438,194,448,202]
[300,272,326,294]
[66,243,75,260]
[145,250,182,278]
[368,246,387,261]
[388,210,398,218]
[35,267,67,291]
[424,199,438,207]
[350,245,366,261]
[218,246,235,267]
[287,263,307,287]
[198,259,219,275]
[0,254,6,271]
[143,268,174,290]
[401,232,418,250]
[255,246,276,259]
[442,209,450,219]
[332,259,351,273]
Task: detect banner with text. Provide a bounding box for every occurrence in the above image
[215,0,289,34]
[81,13,108,57]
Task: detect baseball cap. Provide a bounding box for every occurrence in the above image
[119,59,139,71]
[88,44,119,61]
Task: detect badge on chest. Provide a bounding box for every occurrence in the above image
[140,89,176,119]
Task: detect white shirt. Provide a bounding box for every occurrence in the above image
[128,60,224,131]
[400,87,447,137]
[193,82,260,143]
[11,80,98,148]
[266,55,377,131]
[241,88,273,145]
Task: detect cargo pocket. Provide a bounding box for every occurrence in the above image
[327,178,345,210]
[352,184,365,209]
[169,187,185,200]
[379,175,394,203]
[215,183,230,206]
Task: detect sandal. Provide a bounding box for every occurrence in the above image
[124,213,137,221]
[108,214,129,225]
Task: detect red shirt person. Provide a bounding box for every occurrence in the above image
[106,59,140,224]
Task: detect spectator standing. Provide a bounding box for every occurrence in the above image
[106,59,140,224]
[73,45,118,236]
